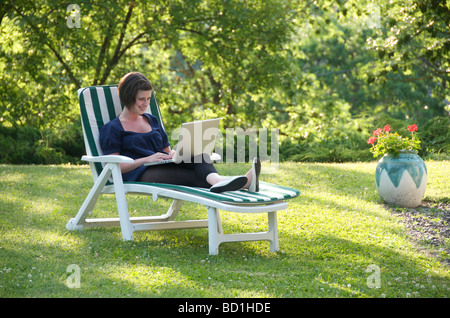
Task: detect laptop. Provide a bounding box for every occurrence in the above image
[144,118,221,166]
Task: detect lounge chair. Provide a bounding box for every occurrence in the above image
[65,85,300,254]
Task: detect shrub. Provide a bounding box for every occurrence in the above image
[0,122,84,164]
[419,116,450,159]
[0,115,447,164]
[0,126,40,164]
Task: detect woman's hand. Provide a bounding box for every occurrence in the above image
[107,152,172,174]
[107,148,174,174]
[146,152,172,163]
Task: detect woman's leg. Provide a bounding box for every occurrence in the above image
[139,154,257,192]
[139,154,218,188]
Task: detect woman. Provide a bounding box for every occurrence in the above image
[99,72,260,193]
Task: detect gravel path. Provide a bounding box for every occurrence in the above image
[387,201,450,266]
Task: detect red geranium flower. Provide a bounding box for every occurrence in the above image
[373,128,382,136]
[367,136,377,145]
[367,123,421,158]
[407,124,418,132]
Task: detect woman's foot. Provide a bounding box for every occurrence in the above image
[210,176,248,193]
[245,157,261,192]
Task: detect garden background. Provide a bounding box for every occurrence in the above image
[0,0,449,299]
[0,0,448,163]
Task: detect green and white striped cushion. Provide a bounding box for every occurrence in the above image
[127,181,300,203]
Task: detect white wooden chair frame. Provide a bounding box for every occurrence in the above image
[66,85,299,255]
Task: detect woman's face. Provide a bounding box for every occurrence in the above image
[130,89,152,114]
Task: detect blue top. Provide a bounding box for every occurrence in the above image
[99,113,170,181]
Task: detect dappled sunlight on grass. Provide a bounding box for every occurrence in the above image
[0,162,449,297]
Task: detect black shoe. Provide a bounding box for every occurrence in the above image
[249,157,261,192]
[210,176,248,193]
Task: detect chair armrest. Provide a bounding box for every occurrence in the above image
[81,155,134,164]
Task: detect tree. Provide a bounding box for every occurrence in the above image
[0,0,447,163]
[0,0,295,130]
[364,0,449,117]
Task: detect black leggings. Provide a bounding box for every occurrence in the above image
[138,154,217,188]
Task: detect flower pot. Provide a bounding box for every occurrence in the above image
[375,151,427,208]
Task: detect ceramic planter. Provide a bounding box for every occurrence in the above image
[375,151,427,208]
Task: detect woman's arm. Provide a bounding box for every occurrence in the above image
[108,150,173,174]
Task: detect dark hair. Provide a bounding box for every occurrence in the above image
[118,72,153,108]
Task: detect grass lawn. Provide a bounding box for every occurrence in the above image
[0,161,449,298]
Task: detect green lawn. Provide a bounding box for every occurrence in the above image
[0,161,449,298]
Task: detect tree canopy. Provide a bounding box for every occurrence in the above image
[0,0,448,163]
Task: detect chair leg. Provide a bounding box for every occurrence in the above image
[215,209,223,234]
[207,209,279,255]
[167,200,184,221]
[66,164,113,231]
[268,211,279,252]
[111,164,134,241]
[208,207,220,255]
